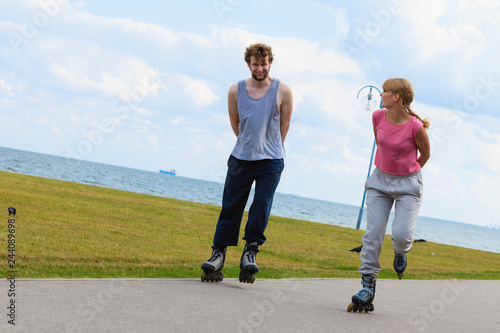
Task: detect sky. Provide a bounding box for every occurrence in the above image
[1,0,500,228]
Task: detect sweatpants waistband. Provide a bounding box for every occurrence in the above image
[373,167,421,179]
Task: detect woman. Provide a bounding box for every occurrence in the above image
[348,78,431,313]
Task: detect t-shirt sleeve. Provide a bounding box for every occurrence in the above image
[372,109,385,127]
[411,117,424,139]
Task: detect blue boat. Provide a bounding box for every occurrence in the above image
[159,169,176,176]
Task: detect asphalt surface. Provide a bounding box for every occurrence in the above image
[1,278,498,332]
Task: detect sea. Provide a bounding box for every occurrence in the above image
[1,146,499,254]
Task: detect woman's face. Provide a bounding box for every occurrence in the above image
[380,90,399,109]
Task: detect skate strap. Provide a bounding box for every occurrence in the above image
[245,243,260,253]
[361,278,376,288]
[212,245,227,252]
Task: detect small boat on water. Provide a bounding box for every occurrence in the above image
[159,169,176,176]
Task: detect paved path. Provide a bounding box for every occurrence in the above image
[1,278,498,332]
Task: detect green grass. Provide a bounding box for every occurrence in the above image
[1,170,499,279]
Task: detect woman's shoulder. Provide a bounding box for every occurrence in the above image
[410,115,424,128]
[409,115,424,137]
[372,108,386,122]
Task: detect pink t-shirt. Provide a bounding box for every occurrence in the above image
[373,109,423,175]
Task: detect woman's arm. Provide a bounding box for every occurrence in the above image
[415,126,431,168]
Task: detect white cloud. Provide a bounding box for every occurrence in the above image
[144,134,158,146]
[0,79,15,96]
[51,126,62,134]
[68,115,79,124]
[70,11,211,48]
[170,116,185,126]
[478,134,500,172]
[213,27,362,77]
[177,74,220,107]
[470,171,500,209]
[401,1,486,63]
[132,107,151,117]
[49,63,128,96]
[458,0,499,11]
[290,78,373,138]
[271,38,361,76]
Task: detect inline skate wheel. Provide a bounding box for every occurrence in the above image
[201,271,223,282]
[239,270,255,284]
[347,303,355,312]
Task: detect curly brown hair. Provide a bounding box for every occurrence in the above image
[244,43,274,64]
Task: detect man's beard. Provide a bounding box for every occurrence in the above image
[252,72,268,81]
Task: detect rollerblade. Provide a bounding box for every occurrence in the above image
[239,242,259,284]
[347,276,376,313]
[201,245,226,282]
[393,253,407,280]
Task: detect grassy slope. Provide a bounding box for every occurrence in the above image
[1,171,499,279]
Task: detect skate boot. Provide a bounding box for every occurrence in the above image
[347,276,376,313]
[239,242,259,284]
[201,245,226,282]
[393,253,407,280]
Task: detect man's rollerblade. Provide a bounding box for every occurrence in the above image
[201,245,226,282]
[239,242,259,284]
[393,253,407,280]
[347,276,376,313]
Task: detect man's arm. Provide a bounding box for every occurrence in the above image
[278,82,293,142]
[228,83,239,137]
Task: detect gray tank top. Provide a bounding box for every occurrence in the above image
[231,78,285,160]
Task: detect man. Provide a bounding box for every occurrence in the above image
[201,43,293,284]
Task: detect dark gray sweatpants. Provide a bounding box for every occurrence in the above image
[359,167,423,277]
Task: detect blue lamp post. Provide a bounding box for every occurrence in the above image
[355,85,382,230]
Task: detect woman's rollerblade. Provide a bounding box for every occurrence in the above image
[239,242,259,284]
[393,253,407,280]
[347,276,376,313]
[201,246,226,282]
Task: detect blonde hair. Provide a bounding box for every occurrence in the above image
[382,78,430,129]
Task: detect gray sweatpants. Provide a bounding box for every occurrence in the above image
[359,167,423,277]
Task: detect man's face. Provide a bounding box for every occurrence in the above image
[248,56,271,82]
